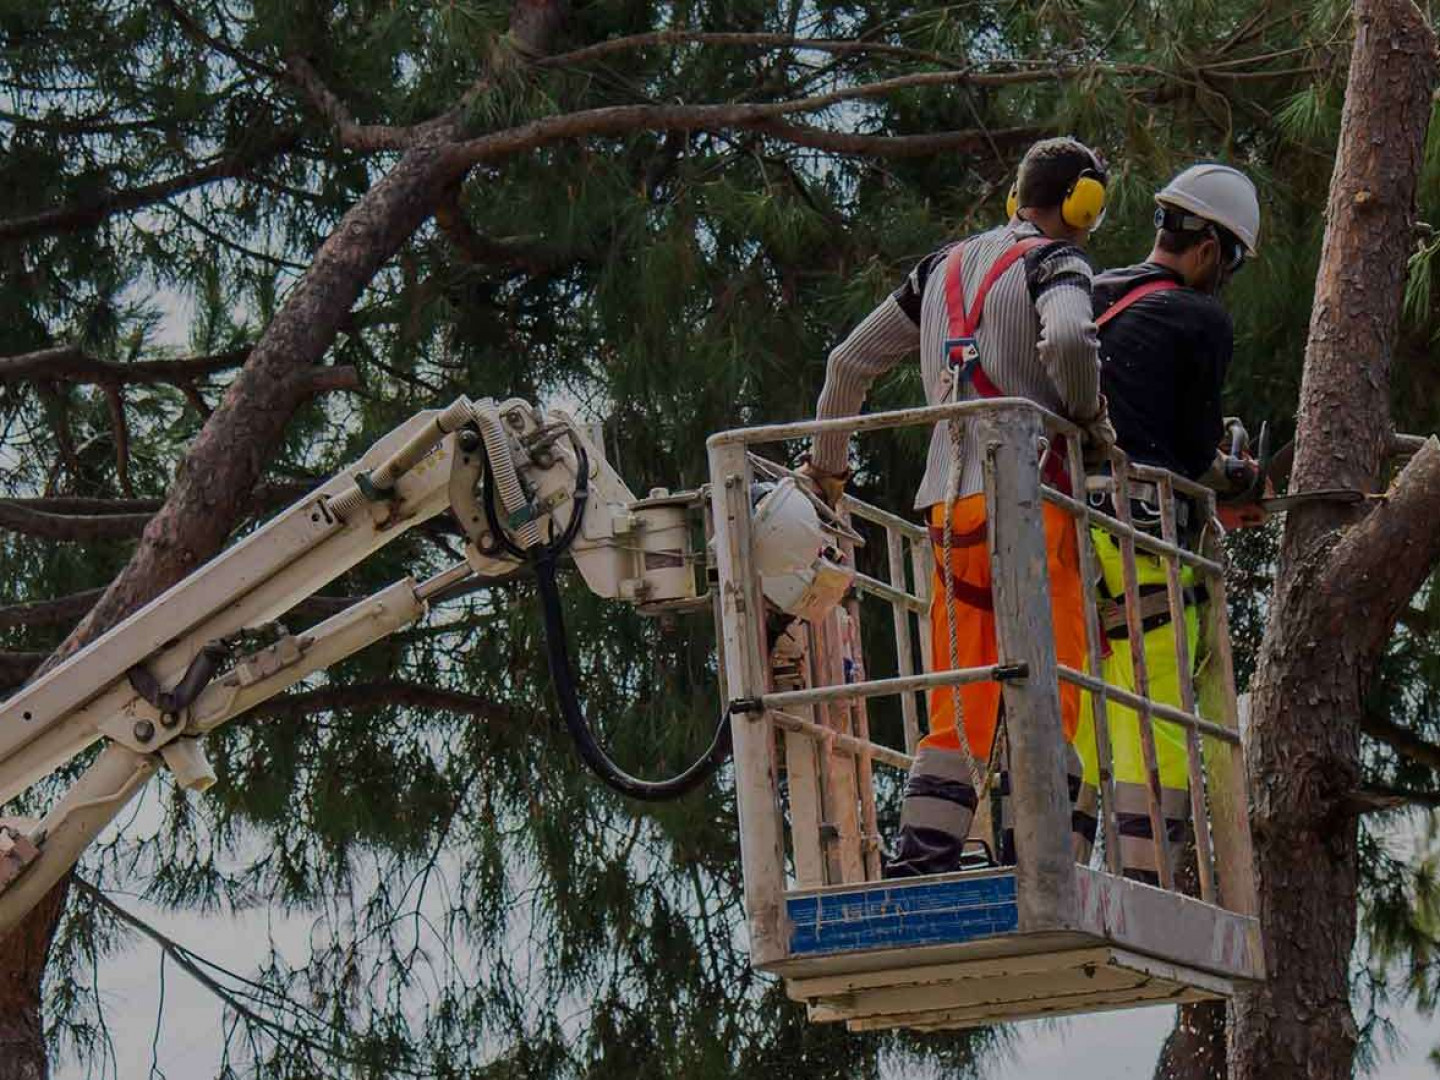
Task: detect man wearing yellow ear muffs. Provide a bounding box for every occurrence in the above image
[798,136,1116,877]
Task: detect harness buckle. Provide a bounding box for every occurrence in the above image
[944,336,980,373]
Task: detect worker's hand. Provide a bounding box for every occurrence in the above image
[1214,458,1271,529]
[796,461,850,509]
[1218,454,1262,498]
[1217,502,1267,530]
[1078,397,1118,469]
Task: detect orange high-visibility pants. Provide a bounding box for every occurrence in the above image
[923,494,1087,759]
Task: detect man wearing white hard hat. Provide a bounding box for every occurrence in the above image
[1072,163,1261,884]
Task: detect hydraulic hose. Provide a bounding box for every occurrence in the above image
[478,419,729,800]
[475,400,546,551]
[532,554,733,802]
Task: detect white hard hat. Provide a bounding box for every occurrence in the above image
[1155,164,1260,256]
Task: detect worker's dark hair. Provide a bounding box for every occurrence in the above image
[1015,137,1105,210]
[1156,214,1243,262]
[1155,227,1209,254]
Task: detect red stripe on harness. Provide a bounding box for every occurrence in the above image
[942,235,1073,495]
[1095,278,1180,329]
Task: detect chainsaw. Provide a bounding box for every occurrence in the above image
[1216,420,1365,528]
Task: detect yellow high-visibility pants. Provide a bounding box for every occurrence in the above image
[1073,528,1198,880]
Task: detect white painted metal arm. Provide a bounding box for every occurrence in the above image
[0,400,500,933]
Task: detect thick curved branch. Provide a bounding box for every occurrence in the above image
[1342,783,1440,814]
[746,118,1041,157]
[451,71,1045,165]
[536,30,961,68]
[1317,437,1440,663]
[0,345,251,387]
[283,55,417,153]
[1361,710,1440,771]
[0,132,301,244]
[433,185,562,274]
[0,503,152,542]
[0,590,104,632]
[0,480,331,543]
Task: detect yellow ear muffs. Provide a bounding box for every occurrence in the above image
[1006,181,1019,220]
[1061,171,1107,229]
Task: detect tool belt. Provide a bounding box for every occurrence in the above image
[1097,582,1209,639]
[1086,477,1193,532]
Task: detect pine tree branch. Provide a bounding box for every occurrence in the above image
[246,680,525,728]
[0,132,302,243]
[1361,711,1440,771]
[450,73,1050,166]
[0,108,179,137]
[0,502,153,541]
[101,383,133,498]
[433,185,561,274]
[0,590,105,632]
[0,481,328,542]
[0,589,357,634]
[1317,438,1440,664]
[0,344,250,387]
[8,495,148,514]
[178,380,212,419]
[1342,784,1440,814]
[71,878,430,1076]
[534,30,963,69]
[152,0,284,81]
[282,55,418,153]
[0,486,313,515]
[746,118,1040,157]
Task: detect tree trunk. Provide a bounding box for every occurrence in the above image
[1231,1,1438,1077]
[1157,1001,1227,1080]
[0,878,67,1080]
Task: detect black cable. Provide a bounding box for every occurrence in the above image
[532,554,733,802]
[481,429,730,801]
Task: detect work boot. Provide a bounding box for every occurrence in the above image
[883,746,977,878]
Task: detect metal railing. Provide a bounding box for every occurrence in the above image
[706,399,1256,967]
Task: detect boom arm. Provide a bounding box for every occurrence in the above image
[0,395,710,935]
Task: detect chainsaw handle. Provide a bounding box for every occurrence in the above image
[1226,418,1249,458]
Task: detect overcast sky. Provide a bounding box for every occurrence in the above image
[51,887,1437,1080]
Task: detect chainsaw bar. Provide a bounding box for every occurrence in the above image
[1258,488,1365,512]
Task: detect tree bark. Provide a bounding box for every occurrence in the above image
[0,878,67,1080]
[1156,1001,1226,1080]
[0,345,249,387]
[1231,2,1439,1077]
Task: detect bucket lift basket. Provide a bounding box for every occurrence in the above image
[705,399,1263,1032]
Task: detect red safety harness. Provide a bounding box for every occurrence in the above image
[1095,277,1180,329]
[942,236,1073,494]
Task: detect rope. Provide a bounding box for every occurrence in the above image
[938,336,1012,822]
[941,389,988,796]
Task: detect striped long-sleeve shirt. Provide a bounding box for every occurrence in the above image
[812,222,1102,510]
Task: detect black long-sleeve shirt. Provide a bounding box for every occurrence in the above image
[1092,262,1232,480]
